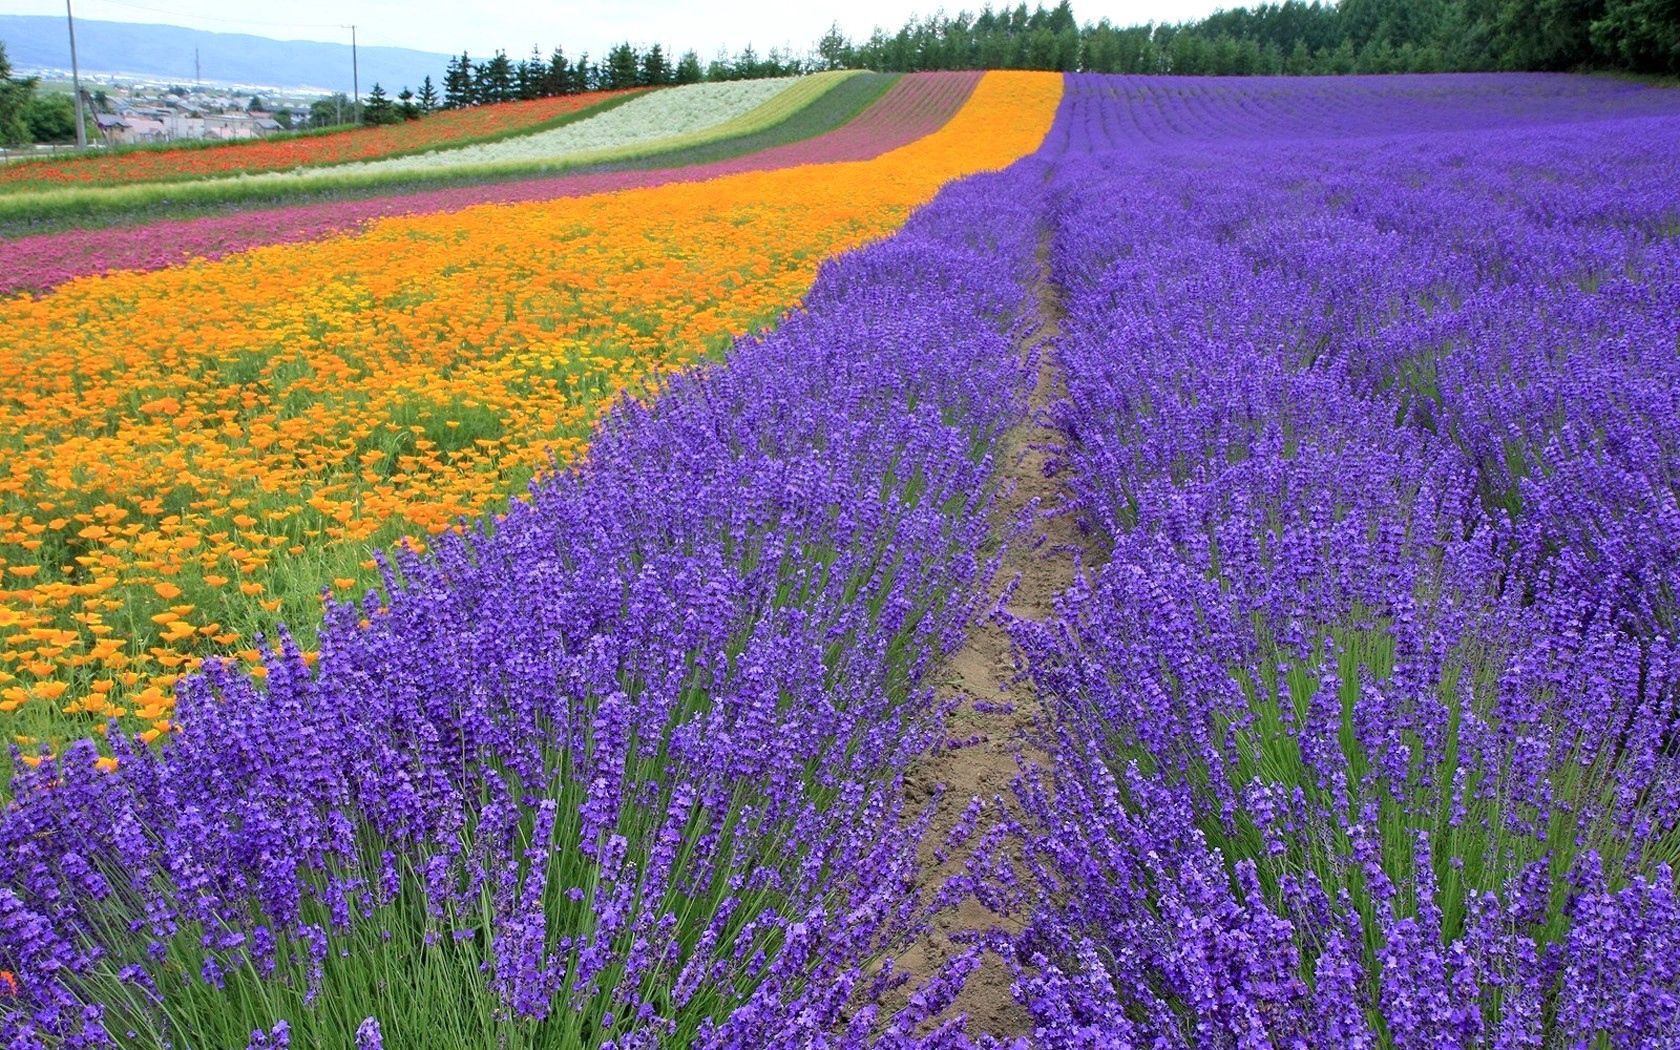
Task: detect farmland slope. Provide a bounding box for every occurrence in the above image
[1,72,977,294]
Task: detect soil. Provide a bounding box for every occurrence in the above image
[888,233,1093,1038]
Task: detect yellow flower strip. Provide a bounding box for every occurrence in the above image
[0,71,1063,753]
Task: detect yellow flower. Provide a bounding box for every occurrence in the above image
[0,72,1062,735]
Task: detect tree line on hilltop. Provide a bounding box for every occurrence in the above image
[352,0,1673,126]
[345,40,805,126]
[836,0,1678,78]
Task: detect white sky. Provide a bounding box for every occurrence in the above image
[6,1,1228,58]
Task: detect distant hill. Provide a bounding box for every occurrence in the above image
[0,15,448,94]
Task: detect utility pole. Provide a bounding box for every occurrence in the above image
[65,0,87,148]
[350,25,360,124]
[194,46,201,85]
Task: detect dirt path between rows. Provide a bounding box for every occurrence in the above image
[891,233,1089,1038]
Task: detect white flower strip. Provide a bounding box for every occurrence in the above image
[328,79,800,176]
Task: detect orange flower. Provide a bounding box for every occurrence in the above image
[0,73,1062,736]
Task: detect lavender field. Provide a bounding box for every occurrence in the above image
[1003,73,1680,1047]
[4,72,1679,1049]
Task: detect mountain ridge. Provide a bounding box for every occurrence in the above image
[0,15,448,94]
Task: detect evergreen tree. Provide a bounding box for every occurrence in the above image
[543,47,571,95]
[641,43,670,85]
[397,86,419,120]
[734,44,761,79]
[417,75,439,113]
[571,53,594,93]
[475,50,515,103]
[518,46,543,100]
[1046,0,1077,34]
[443,52,473,108]
[604,43,641,88]
[362,83,398,125]
[816,22,854,69]
[674,49,704,83]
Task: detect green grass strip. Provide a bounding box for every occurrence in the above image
[575,72,898,174]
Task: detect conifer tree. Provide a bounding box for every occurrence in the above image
[361,83,397,124]
[604,43,640,89]
[475,50,515,103]
[674,49,703,83]
[517,46,543,100]
[443,52,473,108]
[544,47,571,95]
[641,43,670,85]
[816,23,853,69]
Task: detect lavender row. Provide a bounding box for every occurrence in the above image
[1002,78,1680,1045]
[0,162,1046,1047]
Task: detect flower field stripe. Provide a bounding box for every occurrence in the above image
[0,72,981,297]
[698,70,982,173]
[568,70,900,176]
[0,71,1061,765]
[0,105,1059,1048]
[0,90,645,190]
[0,75,854,227]
[991,73,1680,1045]
[1031,70,1680,153]
[300,75,827,178]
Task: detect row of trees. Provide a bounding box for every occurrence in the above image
[0,43,86,145]
[351,39,808,123]
[339,0,1675,127]
[827,0,1678,77]
[427,41,807,110]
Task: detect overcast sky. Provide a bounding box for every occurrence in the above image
[8,0,1228,58]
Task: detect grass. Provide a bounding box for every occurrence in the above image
[0,74,862,230]
[1583,68,1680,89]
[1094,599,1680,1016]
